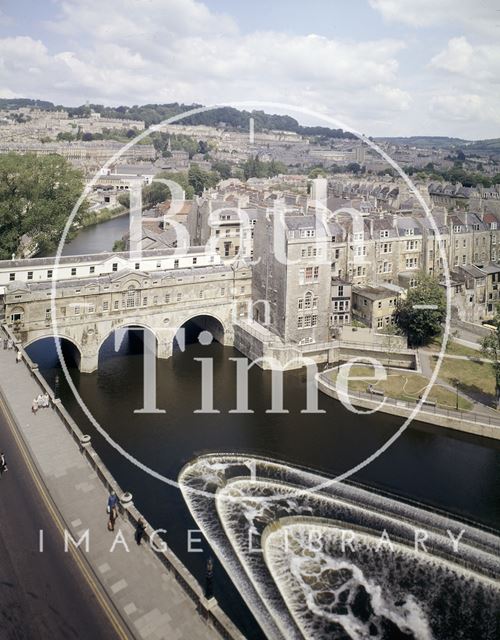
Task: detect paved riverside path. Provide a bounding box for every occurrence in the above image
[0,344,221,640]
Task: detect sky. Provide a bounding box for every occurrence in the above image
[0,0,498,139]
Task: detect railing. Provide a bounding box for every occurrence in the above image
[318,371,500,430]
[0,323,244,640]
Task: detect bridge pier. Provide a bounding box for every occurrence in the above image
[80,350,99,374]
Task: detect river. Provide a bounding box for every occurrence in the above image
[48,213,130,256]
[26,333,500,639]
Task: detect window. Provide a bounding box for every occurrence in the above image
[377,318,383,328]
[165,293,170,303]
[193,257,197,265]
[454,256,459,266]
[298,299,303,310]
[112,263,118,272]
[9,273,15,281]
[71,267,76,276]
[381,243,392,254]
[27,271,33,280]
[406,240,417,251]
[174,259,179,268]
[88,304,95,314]
[338,285,344,296]
[176,293,182,301]
[89,266,95,274]
[220,287,225,296]
[142,297,148,306]
[380,230,389,239]
[126,287,137,308]
[114,300,119,310]
[353,232,363,241]
[74,305,80,315]
[199,291,203,298]
[378,301,382,309]
[297,316,303,328]
[406,257,418,269]
[47,270,53,279]
[103,301,109,311]
[135,263,140,270]
[45,309,51,320]
[156,261,161,268]
[405,228,414,236]
[300,229,315,238]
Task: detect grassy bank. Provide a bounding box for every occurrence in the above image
[328,365,473,411]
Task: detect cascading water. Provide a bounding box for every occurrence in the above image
[179,454,500,640]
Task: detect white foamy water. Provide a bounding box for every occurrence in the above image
[179,454,500,640]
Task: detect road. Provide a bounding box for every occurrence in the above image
[0,401,125,640]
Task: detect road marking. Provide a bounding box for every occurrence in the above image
[0,393,132,640]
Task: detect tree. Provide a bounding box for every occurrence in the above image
[188,164,217,195]
[0,153,88,259]
[394,275,446,347]
[481,306,500,408]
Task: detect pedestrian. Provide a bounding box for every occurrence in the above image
[16,350,22,364]
[107,508,116,532]
[42,393,50,408]
[107,491,118,524]
[7,338,13,350]
[135,518,146,546]
[3,338,7,350]
[0,452,7,475]
[36,394,44,410]
[32,398,38,414]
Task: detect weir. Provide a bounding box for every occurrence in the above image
[179,454,500,640]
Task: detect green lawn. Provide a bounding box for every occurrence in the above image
[432,355,496,407]
[428,337,481,358]
[328,365,473,411]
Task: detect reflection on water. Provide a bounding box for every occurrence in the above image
[27,335,500,639]
[41,213,130,256]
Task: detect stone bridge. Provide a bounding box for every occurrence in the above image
[3,262,252,372]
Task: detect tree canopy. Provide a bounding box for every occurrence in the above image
[0,153,87,259]
[394,275,446,346]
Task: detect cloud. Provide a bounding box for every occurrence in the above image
[0,0,410,134]
[430,37,500,82]
[369,0,500,34]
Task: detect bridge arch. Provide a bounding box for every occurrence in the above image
[97,323,158,364]
[174,313,227,350]
[24,335,83,369]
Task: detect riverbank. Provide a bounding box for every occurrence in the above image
[317,369,500,441]
[79,204,127,229]
[0,324,243,640]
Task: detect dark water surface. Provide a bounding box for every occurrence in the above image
[27,334,500,639]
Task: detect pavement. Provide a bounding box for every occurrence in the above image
[0,341,220,640]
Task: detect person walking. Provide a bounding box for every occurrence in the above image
[32,398,38,414]
[0,452,7,475]
[135,518,146,546]
[107,491,118,531]
[7,338,13,350]
[16,350,22,363]
[3,338,7,350]
[36,394,44,410]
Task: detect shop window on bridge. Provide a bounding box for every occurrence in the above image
[10,307,23,323]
